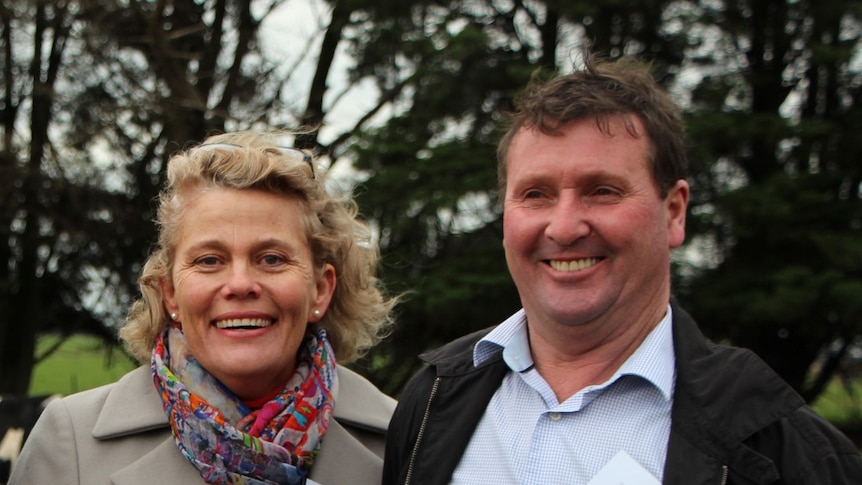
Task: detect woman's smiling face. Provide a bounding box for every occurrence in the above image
[161,186,335,400]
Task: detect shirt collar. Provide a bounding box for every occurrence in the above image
[474,308,529,369]
[616,307,676,401]
[473,306,676,401]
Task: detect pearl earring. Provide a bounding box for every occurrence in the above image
[313,309,322,318]
[171,313,177,321]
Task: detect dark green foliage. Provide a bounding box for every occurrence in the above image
[680,171,862,399]
[676,0,862,400]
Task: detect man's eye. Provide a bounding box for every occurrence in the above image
[261,254,286,265]
[593,187,619,197]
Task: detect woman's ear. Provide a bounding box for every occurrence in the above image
[310,263,336,322]
[159,276,178,318]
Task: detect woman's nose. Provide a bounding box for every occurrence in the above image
[221,264,262,298]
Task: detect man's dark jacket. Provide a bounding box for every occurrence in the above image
[382,303,862,485]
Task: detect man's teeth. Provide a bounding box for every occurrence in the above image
[549,258,600,272]
[215,318,272,329]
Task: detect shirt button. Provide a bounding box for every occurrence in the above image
[548,412,562,421]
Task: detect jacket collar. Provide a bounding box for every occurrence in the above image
[666,302,804,483]
[421,326,497,376]
[670,302,804,443]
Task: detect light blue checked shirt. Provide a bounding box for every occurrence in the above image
[450,306,676,485]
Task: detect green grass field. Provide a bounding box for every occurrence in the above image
[812,377,862,424]
[28,334,138,396]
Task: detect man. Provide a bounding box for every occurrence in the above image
[382,56,862,485]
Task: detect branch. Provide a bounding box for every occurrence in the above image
[34,335,69,365]
[295,0,352,150]
[213,0,253,118]
[804,337,850,402]
[326,75,412,161]
[0,2,17,149]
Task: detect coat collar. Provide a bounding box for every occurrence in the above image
[670,302,804,443]
[666,302,805,484]
[94,365,394,484]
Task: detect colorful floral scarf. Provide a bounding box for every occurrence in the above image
[151,326,338,485]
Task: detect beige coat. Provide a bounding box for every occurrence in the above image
[9,365,395,485]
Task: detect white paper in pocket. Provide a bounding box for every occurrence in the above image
[586,449,661,485]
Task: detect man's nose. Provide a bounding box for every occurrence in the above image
[545,194,590,245]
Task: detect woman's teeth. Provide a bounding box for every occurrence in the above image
[215,318,272,329]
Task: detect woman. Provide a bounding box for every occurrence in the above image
[10,131,399,484]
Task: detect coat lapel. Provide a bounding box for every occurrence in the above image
[109,436,204,485]
[91,366,166,439]
[310,419,384,484]
[87,366,200,484]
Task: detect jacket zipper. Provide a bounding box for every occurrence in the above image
[719,465,728,485]
[404,376,441,485]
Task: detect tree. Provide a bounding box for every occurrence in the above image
[3,0,861,407]
[0,0,374,394]
[676,0,862,401]
[0,0,119,394]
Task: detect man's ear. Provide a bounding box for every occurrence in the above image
[666,179,689,249]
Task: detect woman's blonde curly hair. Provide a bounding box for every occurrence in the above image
[119,131,398,364]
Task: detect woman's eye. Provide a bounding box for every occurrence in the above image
[193,255,221,267]
[193,255,222,271]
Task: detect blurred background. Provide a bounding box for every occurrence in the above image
[0,0,861,444]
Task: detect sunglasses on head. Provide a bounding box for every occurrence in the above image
[195,142,315,178]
